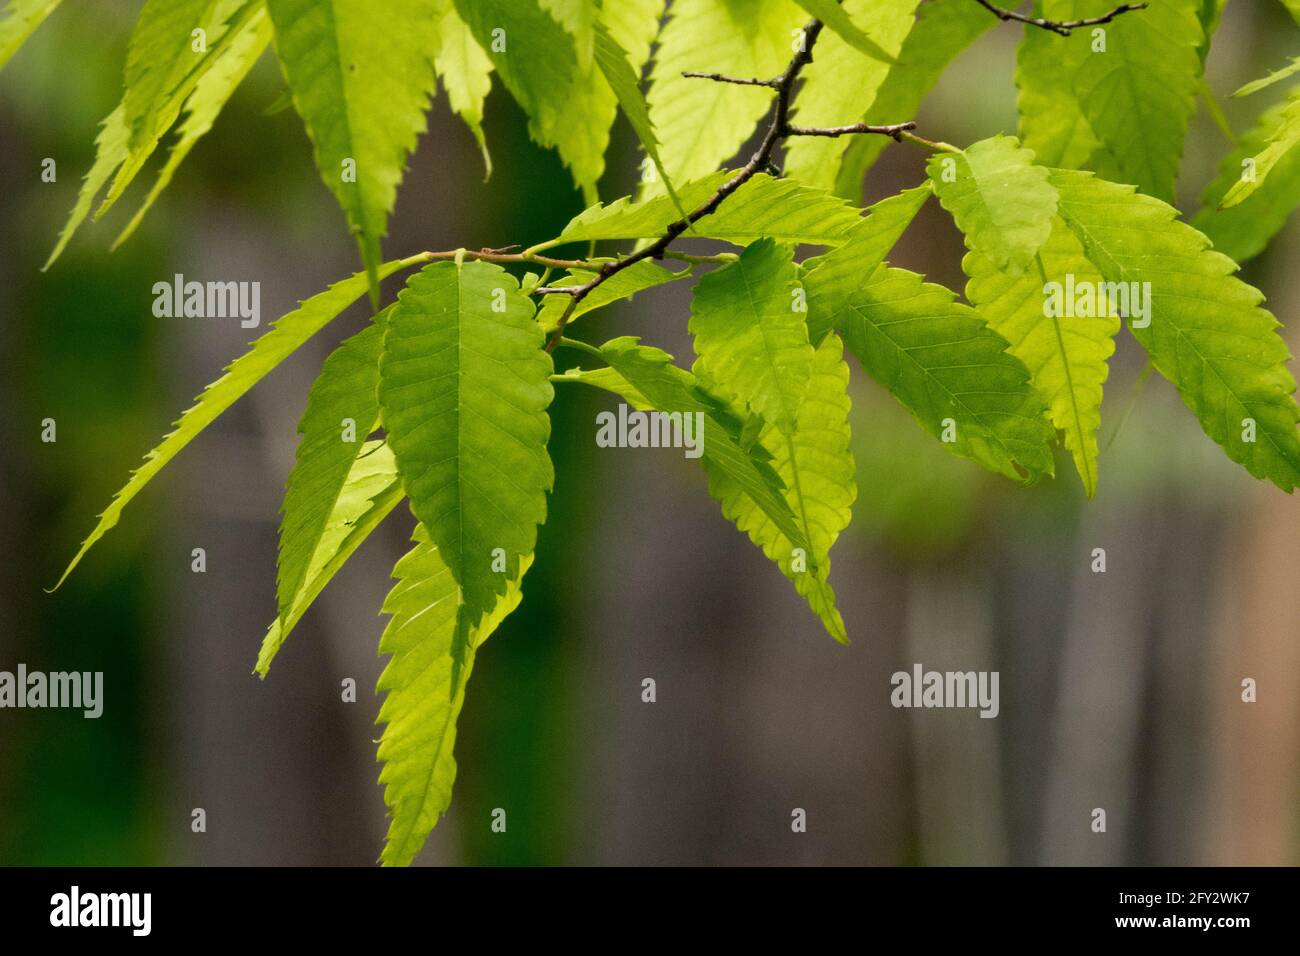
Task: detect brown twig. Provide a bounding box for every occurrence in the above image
[680,70,781,88]
[785,121,917,139]
[970,0,1147,37]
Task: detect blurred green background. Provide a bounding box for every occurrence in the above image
[1,1,1297,865]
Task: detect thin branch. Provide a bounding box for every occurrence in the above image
[681,70,780,88]
[785,121,916,139]
[971,0,1147,36]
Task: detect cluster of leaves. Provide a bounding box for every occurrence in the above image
[7,0,1300,864]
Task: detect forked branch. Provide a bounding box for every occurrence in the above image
[970,0,1147,36]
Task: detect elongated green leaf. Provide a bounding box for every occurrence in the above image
[1079,0,1202,198]
[46,2,260,267]
[538,171,729,251]
[592,17,686,218]
[601,0,663,70]
[793,0,901,64]
[689,238,812,434]
[541,172,864,250]
[452,0,570,139]
[536,260,688,333]
[1195,0,1226,63]
[53,255,428,589]
[644,0,804,191]
[379,261,554,625]
[802,182,933,343]
[928,135,1058,276]
[114,9,273,249]
[705,333,855,642]
[558,337,808,549]
[454,0,662,195]
[541,0,597,67]
[964,220,1119,497]
[1017,0,1202,202]
[257,440,404,676]
[1233,56,1300,98]
[276,313,388,632]
[837,265,1056,483]
[834,0,992,199]
[1194,93,1300,262]
[1219,86,1300,208]
[784,0,919,190]
[376,523,531,866]
[691,173,865,245]
[100,0,261,215]
[432,0,494,176]
[44,105,129,270]
[1052,167,1300,490]
[267,0,440,297]
[0,0,61,69]
[122,0,231,147]
[1015,4,1099,169]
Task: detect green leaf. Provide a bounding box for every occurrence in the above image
[558,337,808,549]
[1015,5,1100,169]
[689,238,812,434]
[538,171,729,251]
[802,182,933,343]
[45,2,262,267]
[784,0,919,190]
[276,313,388,632]
[836,265,1056,483]
[1194,92,1300,262]
[432,0,494,177]
[266,0,440,299]
[1195,0,1226,62]
[1052,167,1300,491]
[536,260,688,333]
[1016,0,1203,202]
[963,219,1119,497]
[452,0,570,143]
[0,0,62,69]
[592,17,686,218]
[454,0,663,195]
[1219,86,1300,208]
[121,0,234,148]
[928,135,1058,276]
[1232,56,1300,98]
[257,440,404,676]
[704,333,855,642]
[833,0,993,199]
[379,261,554,626]
[540,0,597,67]
[100,0,262,216]
[376,522,531,867]
[540,172,864,250]
[644,0,804,190]
[113,8,273,249]
[792,0,902,64]
[44,105,129,270]
[52,255,429,590]
[691,173,866,245]
[600,0,663,70]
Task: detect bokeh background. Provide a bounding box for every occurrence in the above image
[2,1,1298,866]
